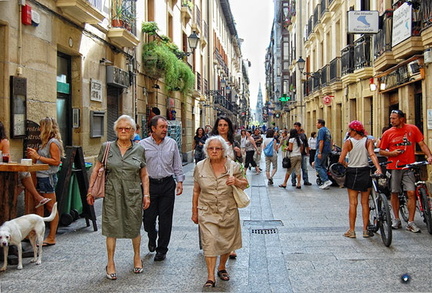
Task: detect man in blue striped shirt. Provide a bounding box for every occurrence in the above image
[139,115,185,261]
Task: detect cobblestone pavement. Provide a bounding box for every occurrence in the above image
[1,156,432,292]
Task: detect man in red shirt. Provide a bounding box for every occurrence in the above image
[379,110,432,232]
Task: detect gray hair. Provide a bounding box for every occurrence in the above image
[113,115,136,135]
[203,135,229,158]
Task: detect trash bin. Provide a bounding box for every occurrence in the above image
[70,162,92,215]
[59,162,92,226]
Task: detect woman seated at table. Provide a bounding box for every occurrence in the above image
[0,121,50,208]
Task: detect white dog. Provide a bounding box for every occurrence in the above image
[0,202,57,271]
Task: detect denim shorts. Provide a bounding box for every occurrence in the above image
[36,175,58,193]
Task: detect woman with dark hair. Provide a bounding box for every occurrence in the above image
[0,121,50,208]
[308,132,317,166]
[243,130,260,173]
[210,117,242,163]
[338,120,381,238]
[279,129,303,189]
[193,127,206,164]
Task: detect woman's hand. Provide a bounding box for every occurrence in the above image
[27,147,38,160]
[86,194,94,206]
[191,211,198,224]
[226,175,236,186]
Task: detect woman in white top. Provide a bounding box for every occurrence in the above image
[338,120,382,239]
[308,132,317,166]
[262,129,279,185]
[279,129,303,189]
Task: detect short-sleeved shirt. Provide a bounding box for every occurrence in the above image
[317,126,332,154]
[379,124,424,170]
[101,141,147,238]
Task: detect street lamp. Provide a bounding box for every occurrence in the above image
[180,31,200,57]
[297,56,306,74]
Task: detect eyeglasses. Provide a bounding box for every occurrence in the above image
[391,110,405,117]
[207,147,223,152]
[117,127,132,132]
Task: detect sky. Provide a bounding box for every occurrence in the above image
[229,0,274,109]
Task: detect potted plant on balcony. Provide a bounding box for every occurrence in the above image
[182,0,193,9]
[112,3,124,28]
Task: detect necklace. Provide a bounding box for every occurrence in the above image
[117,142,131,148]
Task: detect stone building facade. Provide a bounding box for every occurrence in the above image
[0,0,250,162]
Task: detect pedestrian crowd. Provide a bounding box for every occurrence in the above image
[3,109,432,289]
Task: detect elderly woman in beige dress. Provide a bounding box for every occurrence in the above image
[192,135,248,288]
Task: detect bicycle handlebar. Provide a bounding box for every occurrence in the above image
[396,161,429,169]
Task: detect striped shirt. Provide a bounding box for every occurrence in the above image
[139,135,185,182]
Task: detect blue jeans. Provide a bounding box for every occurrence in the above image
[315,153,329,182]
[292,155,310,184]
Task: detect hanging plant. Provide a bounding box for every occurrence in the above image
[142,21,159,35]
[142,23,195,95]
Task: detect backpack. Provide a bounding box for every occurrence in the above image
[264,140,274,157]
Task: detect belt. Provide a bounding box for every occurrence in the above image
[149,176,173,184]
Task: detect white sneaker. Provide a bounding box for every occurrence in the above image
[406,221,421,233]
[319,180,332,189]
[391,218,401,229]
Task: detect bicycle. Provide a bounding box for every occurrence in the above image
[396,161,432,234]
[368,161,392,247]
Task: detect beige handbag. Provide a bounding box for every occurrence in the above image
[229,162,250,208]
[90,142,111,198]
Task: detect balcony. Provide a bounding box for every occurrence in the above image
[107,28,139,47]
[56,0,105,24]
[392,37,423,60]
[329,57,342,91]
[341,45,356,85]
[353,36,373,79]
[181,4,193,25]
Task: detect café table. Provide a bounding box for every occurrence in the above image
[0,163,49,225]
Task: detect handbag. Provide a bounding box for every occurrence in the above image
[90,142,111,198]
[229,162,250,208]
[282,153,291,169]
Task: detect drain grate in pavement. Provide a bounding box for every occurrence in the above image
[251,228,278,234]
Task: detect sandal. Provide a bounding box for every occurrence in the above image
[106,266,117,280]
[35,198,51,209]
[343,230,356,238]
[217,269,230,281]
[203,280,215,288]
[133,261,144,274]
[363,230,374,238]
[278,184,287,189]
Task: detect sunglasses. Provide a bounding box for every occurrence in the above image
[391,110,405,117]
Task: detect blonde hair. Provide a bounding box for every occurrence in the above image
[39,117,64,156]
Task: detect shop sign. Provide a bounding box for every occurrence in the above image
[377,56,424,93]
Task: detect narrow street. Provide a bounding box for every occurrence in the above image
[1,156,432,292]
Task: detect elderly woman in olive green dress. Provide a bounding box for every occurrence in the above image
[87,115,150,280]
[192,135,248,288]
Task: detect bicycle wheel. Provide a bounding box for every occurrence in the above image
[368,190,378,233]
[399,192,409,223]
[419,187,432,234]
[377,192,392,247]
